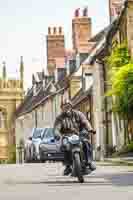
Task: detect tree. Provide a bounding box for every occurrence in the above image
[106,42,130,71]
[106,42,133,144]
[110,63,133,120]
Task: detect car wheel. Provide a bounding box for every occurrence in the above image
[24,148,31,163]
[30,144,36,162]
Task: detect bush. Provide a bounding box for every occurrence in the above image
[126,142,133,152]
[112,142,133,157]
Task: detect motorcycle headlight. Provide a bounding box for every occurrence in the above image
[62,138,68,145]
[69,135,80,144]
[70,135,79,141]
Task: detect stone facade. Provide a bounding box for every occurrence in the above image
[126,0,133,57]
[15,78,68,163]
[0,58,24,160]
[69,76,82,99]
[82,0,133,160]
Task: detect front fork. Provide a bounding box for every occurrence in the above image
[72,144,84,167]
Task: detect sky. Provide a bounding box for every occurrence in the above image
[0,0,109,89]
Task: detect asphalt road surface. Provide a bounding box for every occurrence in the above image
[0,163,133,200]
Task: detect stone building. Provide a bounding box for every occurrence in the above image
[15,8,95,162]
[82,0,133,160]
[0,57,24,160]
[15,69,72,162]
[15,1,133,162]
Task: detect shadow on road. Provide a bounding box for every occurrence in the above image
[5,172,133,187]
[5,180,111,186]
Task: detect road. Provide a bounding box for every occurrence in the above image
[0,163,133,200]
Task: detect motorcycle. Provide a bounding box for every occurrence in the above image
[61,132,88,183]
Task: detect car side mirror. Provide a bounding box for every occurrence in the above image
[55,135,60,141]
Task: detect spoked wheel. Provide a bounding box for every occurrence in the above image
[73,152,84,183]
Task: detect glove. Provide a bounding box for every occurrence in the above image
[71,128,79,134]
[87,129,96,134]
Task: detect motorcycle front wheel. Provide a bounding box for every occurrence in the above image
[73,152,84,183]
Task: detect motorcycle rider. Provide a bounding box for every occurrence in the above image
[54,99,96,176]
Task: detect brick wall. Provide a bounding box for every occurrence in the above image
[47,27,65,75]
[72,14,92,53]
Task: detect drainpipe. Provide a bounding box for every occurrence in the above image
[35,110,38,128]
[95,58,109,159]
[99,58,109,157]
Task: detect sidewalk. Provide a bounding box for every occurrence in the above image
[96,156,133,166]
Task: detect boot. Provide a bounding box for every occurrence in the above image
[64,165,72,176]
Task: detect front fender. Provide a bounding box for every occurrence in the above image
[72,146,81,154]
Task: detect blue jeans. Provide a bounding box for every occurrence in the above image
[82,140,93,164]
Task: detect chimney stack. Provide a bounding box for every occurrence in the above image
[53,27,57,34]
[72,7,92,53]
[83,7,88,17]
[47,26,65,76]
[59,27,62,35]
[74,8,80,17]
[48,27,51,35]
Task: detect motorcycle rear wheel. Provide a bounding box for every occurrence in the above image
[73,152,84,183]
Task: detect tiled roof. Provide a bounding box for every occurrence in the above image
[83,16,121,65]
[88,26,110,43]
[15,87,33,114]
[83,3,129,66]
[79,53,89,65]
[37,72,44,81]
[55,76,69,90]
[15,86,48,117]
[72,87,92,107]
[15,78,66,118]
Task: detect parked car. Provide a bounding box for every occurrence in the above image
[24,128,47,163]
[39,128,64,162]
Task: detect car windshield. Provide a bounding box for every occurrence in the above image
[32,129,44,139]
[43,128,54,139]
